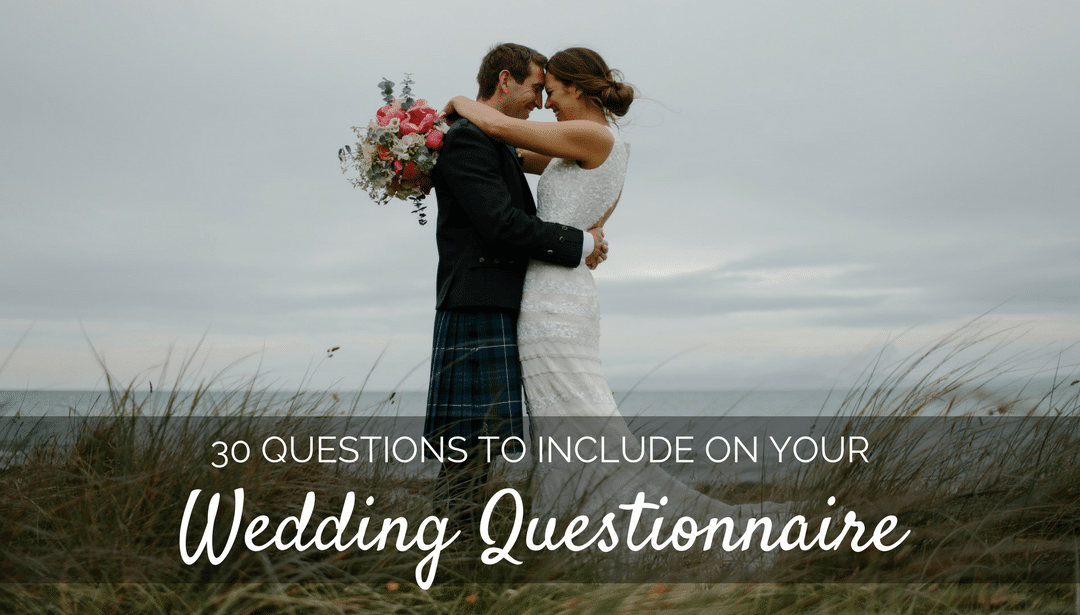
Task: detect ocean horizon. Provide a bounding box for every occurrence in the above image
[0,379,1059,418]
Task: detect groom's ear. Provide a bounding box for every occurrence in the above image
[497,69,513,93]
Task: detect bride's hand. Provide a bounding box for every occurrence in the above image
[440,96,468,122]
[440,98,457,118]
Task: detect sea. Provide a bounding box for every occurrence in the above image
[0,379,1058,418]
[0,389,852,418]
[2,383,1065,487]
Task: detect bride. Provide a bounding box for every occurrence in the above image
[443,48,783,532]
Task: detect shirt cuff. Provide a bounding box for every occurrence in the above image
[581,231,594,261]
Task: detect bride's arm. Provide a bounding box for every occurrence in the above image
[519,149,552,175]
[444,96,613,168]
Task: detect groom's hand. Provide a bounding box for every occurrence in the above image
[586,228,608,269]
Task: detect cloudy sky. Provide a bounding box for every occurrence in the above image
[3,1,1079,392]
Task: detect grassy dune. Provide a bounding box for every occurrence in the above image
[2,329,1079,613]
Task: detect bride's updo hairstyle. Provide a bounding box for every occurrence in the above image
[545,47,635,119]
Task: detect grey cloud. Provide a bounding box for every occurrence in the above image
[599,235,1080,328]
[4,2,1080,389]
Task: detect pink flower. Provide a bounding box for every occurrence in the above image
[396,104,437,137]
[393,160,404,173]
[408,105,436,129]
[376,105,407,127]
[425,129,444,149]
[376,105,392,126]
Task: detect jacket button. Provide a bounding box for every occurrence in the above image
[561,225,569,230]
[547,250,553,254]
[479,257,485,263]
[493,258,499,264]
[559,236,566,243]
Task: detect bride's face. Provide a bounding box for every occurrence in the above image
[543,73,582,121]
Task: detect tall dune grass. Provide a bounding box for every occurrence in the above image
[1,327,1079,613]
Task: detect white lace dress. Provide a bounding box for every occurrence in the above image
[519,129,780,529]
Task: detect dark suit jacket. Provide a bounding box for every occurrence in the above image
[432,118,584,311]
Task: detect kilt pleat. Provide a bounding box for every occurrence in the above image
[424,309,523,451]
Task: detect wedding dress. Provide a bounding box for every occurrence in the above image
[518,128,782,535]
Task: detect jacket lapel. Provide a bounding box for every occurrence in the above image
[498,143,536,215]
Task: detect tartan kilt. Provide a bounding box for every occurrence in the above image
[425,309,524,453]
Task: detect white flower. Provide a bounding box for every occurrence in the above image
[355,153,371,175]
[390,133,422,159]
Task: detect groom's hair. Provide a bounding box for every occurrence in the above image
[476,43,548,100]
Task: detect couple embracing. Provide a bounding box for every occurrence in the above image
[425,43,771,534]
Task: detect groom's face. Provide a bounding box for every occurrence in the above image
[504,62,545,120]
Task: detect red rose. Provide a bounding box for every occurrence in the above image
[418,175,433,194]
[376,144,393,161]
[425,129,444,149]
[401,161,422,183]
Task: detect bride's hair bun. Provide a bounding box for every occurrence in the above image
[599,72,634,118]
[546,47,635,118]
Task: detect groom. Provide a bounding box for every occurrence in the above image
[424,43,606,524]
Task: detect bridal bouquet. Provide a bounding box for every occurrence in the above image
[339,75,449,224]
